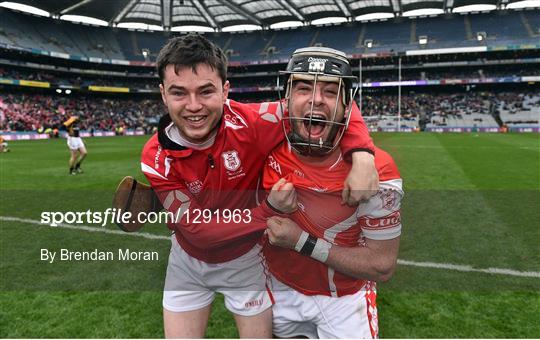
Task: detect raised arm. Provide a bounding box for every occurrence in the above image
[341,102,379,204]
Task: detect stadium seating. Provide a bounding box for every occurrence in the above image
[497,93,540,127]
[1,7,539,134]
[470,11,529,40]
[362,19,412,52]
[1,8,539,61]
[415,15,469,46]
[360,92,517,130]
[313,24,360,52]
[225,31,274,60]
[0,92,163,132]
[2,87,538,132]
[268,28,317,58]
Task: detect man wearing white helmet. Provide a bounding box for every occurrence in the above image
[261,47,403,338]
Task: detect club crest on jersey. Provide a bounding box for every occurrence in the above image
[222,150,241,171]
[380,189,398,210]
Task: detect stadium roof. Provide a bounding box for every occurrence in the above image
[2,0,537,31]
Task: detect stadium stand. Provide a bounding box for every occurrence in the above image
[2,8,538,61]
[414,15,469,47]
[362,19,413,52]
[267,28,317,58]
[225,31,273,60]
[360,92,539,130]
[313,23,360,52]
[0,92,162,132]
[469,11,531,44]
[0,7,538,134]
[3,89,537,133]
[497,93,540,127]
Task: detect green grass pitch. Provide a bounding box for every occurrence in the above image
[0,133,539,338]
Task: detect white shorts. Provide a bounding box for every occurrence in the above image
[163,236,273,316]
[270,276,378,339]
[67,137,85,151]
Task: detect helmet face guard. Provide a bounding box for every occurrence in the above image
[278,47,358,157]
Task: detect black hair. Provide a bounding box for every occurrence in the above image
[156,33,228,84]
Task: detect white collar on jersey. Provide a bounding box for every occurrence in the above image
[165,122,217,151]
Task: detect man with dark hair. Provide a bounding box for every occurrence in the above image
[262,47,403,338]
[141,34,378,338]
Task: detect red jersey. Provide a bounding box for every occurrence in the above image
[141,99,374,263]
[262,143,403,297]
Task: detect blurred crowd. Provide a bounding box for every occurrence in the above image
[361,91,539,118]
[0,93,163,132]
[0,90,537,133]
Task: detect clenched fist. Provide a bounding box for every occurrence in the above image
[267,178,298,213]
[266,216,302,249]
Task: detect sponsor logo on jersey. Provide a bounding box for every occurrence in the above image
[186,180,203,195]
[359,211,401,229]
[294,169,304,178]
[223,113,246,130]
[154,145,162,169]
[268,155,282,175]
[222,150,241,171]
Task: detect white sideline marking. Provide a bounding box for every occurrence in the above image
[0,216,169,241]
[397,259,540,278]
[2,216,539,279]
[382,144,539,151]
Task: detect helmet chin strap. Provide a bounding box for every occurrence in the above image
[286,131,333,157]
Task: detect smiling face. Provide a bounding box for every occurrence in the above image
[287,77,346,146]
[159,63,229,144]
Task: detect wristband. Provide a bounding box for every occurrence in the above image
[294,231,309,252]
[311,238,332,263]
[300,234,317,256]
[294,231,332,263]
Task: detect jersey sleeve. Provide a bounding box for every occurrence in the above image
[140,135,275,249]
[341,101,375,161]
[243,101,286,157]
[356,176,403,241]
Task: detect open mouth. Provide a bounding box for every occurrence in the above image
[302,114,327,138]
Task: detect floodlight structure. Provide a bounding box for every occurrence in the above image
[476,32,487,42]
[141,48,150,62]
[364,39,373,48]
[265,46,277,56]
